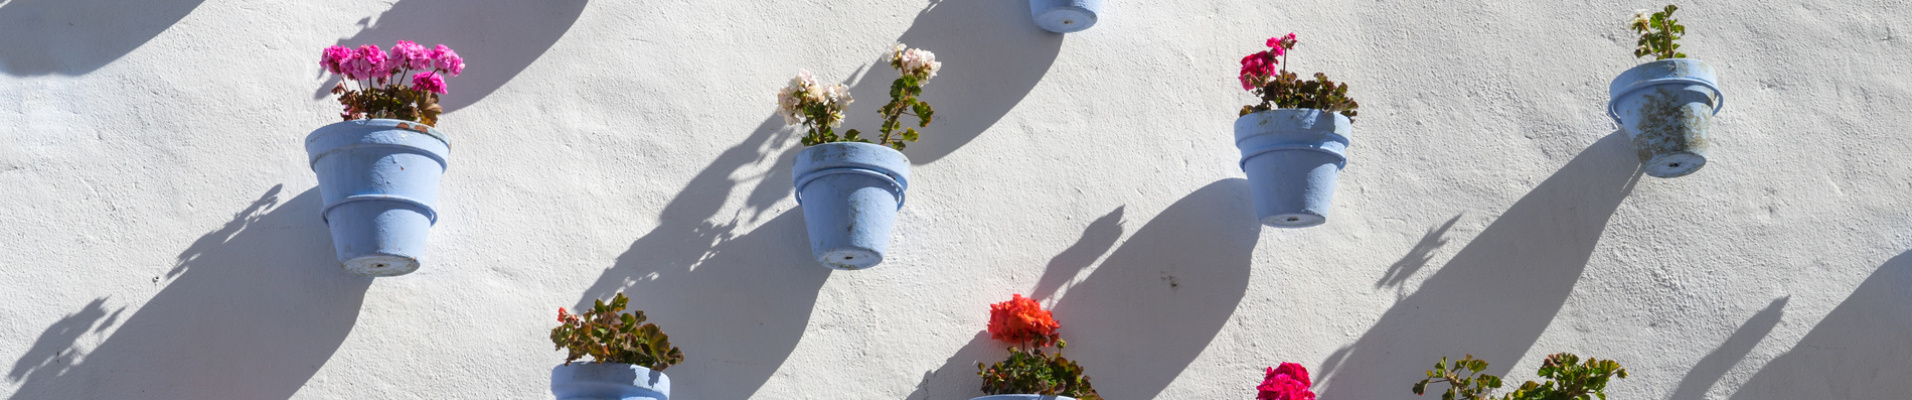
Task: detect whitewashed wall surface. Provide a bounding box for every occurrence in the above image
[3,0,1910,399]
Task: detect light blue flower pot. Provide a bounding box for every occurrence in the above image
[1029,0,1100,33]
[305,119,449,276]
[973,395,1077,400]
[1608,58,1723,178]
[1234,109,1350,228]
[551,363,670,400]
[793,142,909,270]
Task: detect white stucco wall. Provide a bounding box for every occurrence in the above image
[4,0,1911,398]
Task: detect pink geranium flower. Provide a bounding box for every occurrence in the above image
[431,44,465,77]
[1257,362,1315,400]
[321,40,463,125]
[412,71,447,94]
[392,40,433,70]
[1238,51,1277,91]
[320,45,353,75]
[343,44,389,80]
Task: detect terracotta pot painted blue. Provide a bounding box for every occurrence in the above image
[1608,58,1723,178]
[305,119,449,276]
[973,395,1077,400]
[1029,0,1100,33]
[1234,109,1350,228]
[551,363,670,400]
[793,142,910,270]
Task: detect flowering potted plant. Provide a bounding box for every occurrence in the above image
[551,293,684,400]
[1234,33,1359,228]
[308,41,464,276]
[1609,5,1722,178]
[974,294,1100,400]
[1412,353,1628,400]
[1029,0,1101,33]
[1257,362,1317,400]
[780,44,941,270]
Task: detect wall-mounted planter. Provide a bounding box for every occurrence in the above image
[1029,0,1100,33]
[1234,109,1350,228]
[793,142,909,270]
[975,395,1076,400]
[552,363,670,400]
[1608,58,1723,178]
[305,118,449,277]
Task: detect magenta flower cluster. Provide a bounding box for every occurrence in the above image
[1257,362,1315,400]
[320,41,464,94]
[1239,33,1297,91]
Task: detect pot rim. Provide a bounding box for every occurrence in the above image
[311,118,449,146]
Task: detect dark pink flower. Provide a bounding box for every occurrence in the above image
[431,44,465,77]
[1257,363,1315,400]
[412,71,447,94]
[392,40,433,70]
[320,45,353,75]
[1238,50,1278,91]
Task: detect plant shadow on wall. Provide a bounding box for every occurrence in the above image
[314,0,587,113]
[565,2,1061,396]
[841,0,1063,165]
[1728,252,1912,399]
[1669,296,1785,400]
[1375,213,1463,290]
[0,0,205,76]
[905,180,1261,399]
[6,185,371,400]
[1316,131,1644,399]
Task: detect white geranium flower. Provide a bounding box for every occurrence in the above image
[776,86,801,125]
[895,48,940,80]
[795,70,817,87]
[824,83,852,108]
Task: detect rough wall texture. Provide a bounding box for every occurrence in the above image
[3,0,1910,399]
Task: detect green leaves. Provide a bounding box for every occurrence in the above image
[874,75,934,151]
[1243,70,1360,121]
[805,52,939,151]
[977,346,1101,400]
[333,83,443,126]
[551,293,685,370]
[1411,354,1628,400]
[1631,5,1689,60]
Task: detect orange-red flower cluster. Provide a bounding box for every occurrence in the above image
[987,294,1060,347]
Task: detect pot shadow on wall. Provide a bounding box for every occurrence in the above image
[0,0,204,76]
[6,185,371,399]
[905,180,1260,399]
[569,110,827,396]
[1317,131,1643,399]
[313,0,588,113]
[574,209,826,400]
[1668,296,1786,400]
[563,2,1064,394]
[838,0,1063,165]
[1728,252,1912,399]
[569,101,813,398]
